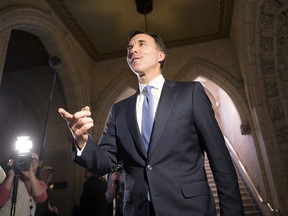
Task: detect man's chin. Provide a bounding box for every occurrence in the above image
[132,70,144,77]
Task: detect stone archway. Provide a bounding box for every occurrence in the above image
[172,57,271,212]
[91,70,137,141]
[0,5,93,215]
[0,4,90,110]
[174,57,250,129]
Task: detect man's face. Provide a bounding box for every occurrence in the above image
[127,33,165,76]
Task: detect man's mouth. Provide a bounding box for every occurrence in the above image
[131,57,141,64]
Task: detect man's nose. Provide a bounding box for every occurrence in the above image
[130,45,139,53]
[128,49,137,59]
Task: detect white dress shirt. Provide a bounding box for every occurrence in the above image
[136,74,165,134]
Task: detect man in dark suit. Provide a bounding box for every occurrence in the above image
[59,30,244,216]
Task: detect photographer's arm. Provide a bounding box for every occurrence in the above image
[30,176,47,203]
[0,167,14,190]
[22,166,47,203]
[0,161,15,206]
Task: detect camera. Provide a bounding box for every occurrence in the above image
[0,136,35,173]
[13,154,33,172]
[0,154,32,174]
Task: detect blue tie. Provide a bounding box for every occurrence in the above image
[142,85,154,151]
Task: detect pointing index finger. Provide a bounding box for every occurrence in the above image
[58,108,73,121]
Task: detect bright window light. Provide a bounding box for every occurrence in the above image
[15,136,33,153]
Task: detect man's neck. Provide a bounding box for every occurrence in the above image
[138,72,161,84]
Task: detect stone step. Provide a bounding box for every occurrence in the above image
[204,157,263,216]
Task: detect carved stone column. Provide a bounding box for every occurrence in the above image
[0,29,11,85]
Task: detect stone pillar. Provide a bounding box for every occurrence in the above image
[0,29,11,85]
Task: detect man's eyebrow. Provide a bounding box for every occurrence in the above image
[127,39,148,49]
[138,39,146,43]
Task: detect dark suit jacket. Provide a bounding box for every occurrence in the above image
[74,80,244,216]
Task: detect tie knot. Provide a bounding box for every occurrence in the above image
[143,85,152,95]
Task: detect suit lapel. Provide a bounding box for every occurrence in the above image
[148,80,177,156]
[126,91,147,158]
[125,80,177,159]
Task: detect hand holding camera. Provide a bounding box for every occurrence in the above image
[5,159,15,177]
[5,153,38,180]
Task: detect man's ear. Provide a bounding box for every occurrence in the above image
[158,51,165,62]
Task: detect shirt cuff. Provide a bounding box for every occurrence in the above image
[75,141,87,156]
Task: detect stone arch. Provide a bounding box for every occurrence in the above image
[0,79,46,154]
[0,5,89,110]
[174,57,250,128]
[0,6,92,214]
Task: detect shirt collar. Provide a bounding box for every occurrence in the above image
[139,74,165,94]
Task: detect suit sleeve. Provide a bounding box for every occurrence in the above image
[192,82,244,216]
[73,105,119,176]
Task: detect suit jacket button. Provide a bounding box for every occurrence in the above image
[141,195,147,201]
[147,165,152,170]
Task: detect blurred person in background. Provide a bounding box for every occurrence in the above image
[35,165,58,216]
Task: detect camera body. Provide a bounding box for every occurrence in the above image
[13,154,33,172]
[0,154,33,174]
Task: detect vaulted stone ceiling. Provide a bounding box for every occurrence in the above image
[48,0,234,61]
